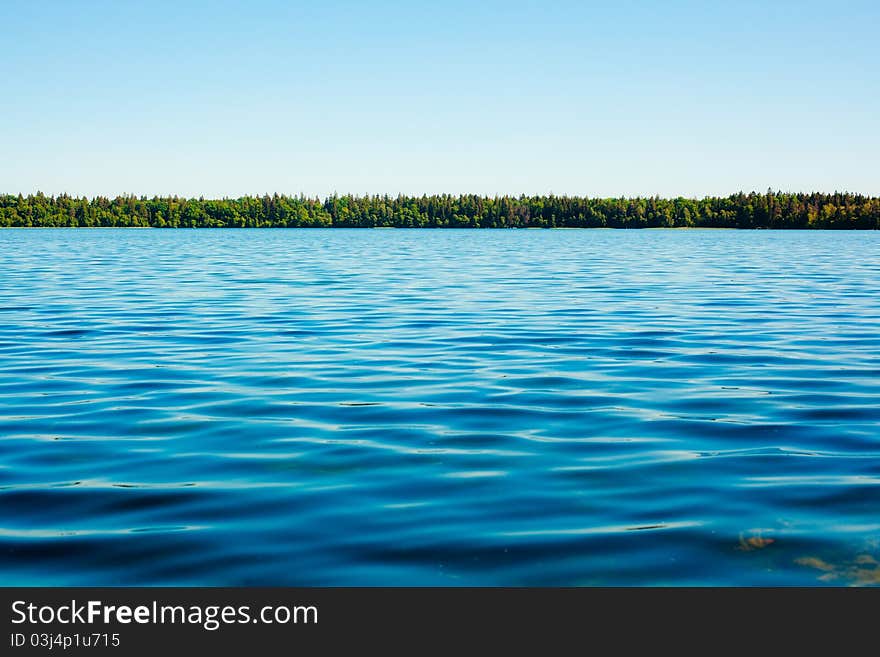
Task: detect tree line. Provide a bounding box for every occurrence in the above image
[1,191,878,229]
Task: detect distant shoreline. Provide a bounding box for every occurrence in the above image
[2,192,878,229]
[4,226,879,231]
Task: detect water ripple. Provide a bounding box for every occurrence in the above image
[1,228,879,585]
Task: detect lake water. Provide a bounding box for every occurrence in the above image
[1,228,878,586]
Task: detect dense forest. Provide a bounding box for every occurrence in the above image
[1,191,878,229]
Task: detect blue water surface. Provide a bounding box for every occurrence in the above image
[1,228,878,585]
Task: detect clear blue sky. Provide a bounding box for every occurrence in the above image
[2,0,877,198]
